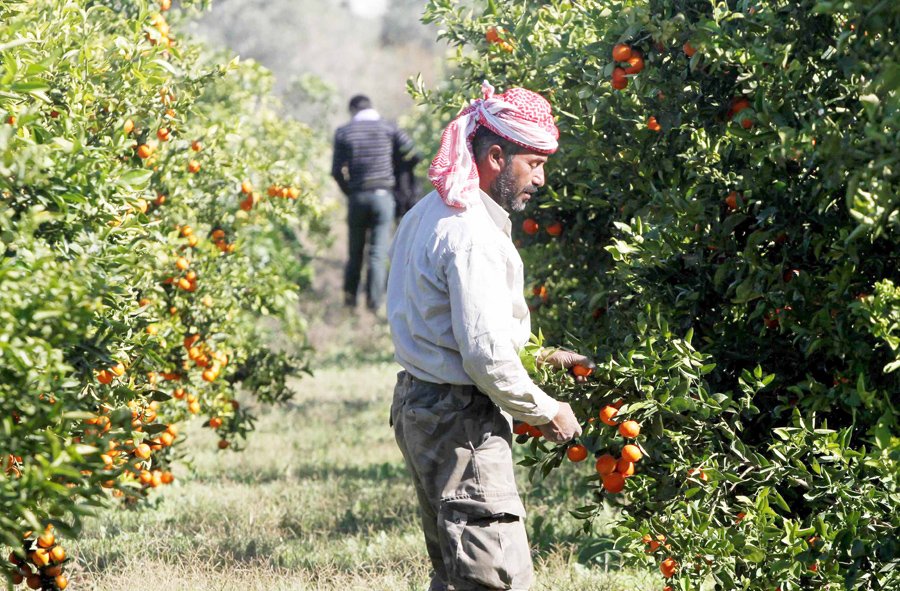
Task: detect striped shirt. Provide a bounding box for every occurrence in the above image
[332,115,417,195]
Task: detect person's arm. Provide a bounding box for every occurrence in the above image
[444,243,580,442]
[393,126,421,166]
[331,131,352,196]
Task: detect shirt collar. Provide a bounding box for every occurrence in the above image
[352,108,381,122]
[479,190,512,237]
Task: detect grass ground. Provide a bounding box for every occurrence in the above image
[69,360,657,591]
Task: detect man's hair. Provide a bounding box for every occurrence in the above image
[349,95,372,112]
[471,126,525,163]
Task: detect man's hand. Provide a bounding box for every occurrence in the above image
[538,348,596,383]
[538,402,582,443]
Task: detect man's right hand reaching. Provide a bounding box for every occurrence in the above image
[538,401,582,443]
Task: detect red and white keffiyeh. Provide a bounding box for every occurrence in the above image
[429,81,559,209]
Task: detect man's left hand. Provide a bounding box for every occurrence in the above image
[538,349,596,383]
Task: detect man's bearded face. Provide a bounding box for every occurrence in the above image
[489,152,547,212]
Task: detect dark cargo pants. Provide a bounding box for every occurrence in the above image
[390,371,534,591]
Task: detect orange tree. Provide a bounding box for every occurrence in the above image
[1,0,324,588]
[419,1,898,589]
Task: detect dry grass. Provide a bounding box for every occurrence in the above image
[69,362,657,590]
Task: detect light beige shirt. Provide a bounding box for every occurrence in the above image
[386,190,560,425]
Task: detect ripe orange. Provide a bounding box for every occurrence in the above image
[191,140,202,152]
[573,364,593,377]
[485,26,501,44]
[735,511,746,523]
[621,444,642,463]
[566,444,588,462]
[687,467,708,482]
[156,127,170,141]
[187,160,201,173]
[175,256,190,270]
[725,191,739,210]
[32,549,50,567]
[136,144,153,159]
[97,370,113,384]
[55,574,68,590]
[522,218,539,235]
[286,186,300,199]
[160,0,171,10]
[618,420,640,439]
[683,42,696,57]
[44,565,62,577]
[611,67,628,90]
[202,369,218,382]
[26,574,41,590]
[37,531,55,549]
[623,53,644,74]
[209,417,223,429]
[134,443,152,460]
[599,405,618,425]
[49,546,65,563]
[527,425,543,438]
[240,180,253,194]
[616,458,635,476]
[218,439,229,450]
[123,119,134,134]
[660,557,678,578]
[546,221,563,237]
[595,453,617,475]
[602,471,626,493]
[647,116,661,132]
[612,43,632,62]
[513,422,530,436]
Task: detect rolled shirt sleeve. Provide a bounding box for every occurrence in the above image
[444,243,560,425]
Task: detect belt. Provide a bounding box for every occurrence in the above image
[403,371,480,396]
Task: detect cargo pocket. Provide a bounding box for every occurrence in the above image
[439,497,532,590]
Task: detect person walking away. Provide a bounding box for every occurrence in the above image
[386,81,594,591]
[331,94,420,312]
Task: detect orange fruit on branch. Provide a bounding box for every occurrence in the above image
[618,420,640,439]
[573,364,593,377]
[599,405,618,425]
[623,53,644,74]
[522,218,539,235]
[621,444,642,462]
[566,444,588,462]
[595,453,617,475]
[612,43,632,62]
[660,557,678,578]
[616,457,635,476]
[602,471,626,493]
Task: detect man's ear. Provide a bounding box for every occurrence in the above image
[487,144,506,172]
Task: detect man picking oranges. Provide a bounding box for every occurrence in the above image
[387,82,593,591]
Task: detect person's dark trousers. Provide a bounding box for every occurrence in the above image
[344,189,394,311]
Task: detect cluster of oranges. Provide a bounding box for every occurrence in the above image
[265,183,301,200]
[727,95,754,129]
[182,333,229,383]
[484,26,514,53]
[95,362,126,385]
[592,402,643,494]
[146,6,174,48]
[610,43,644,90]
[7,527,68,590]
[521,218,563,237]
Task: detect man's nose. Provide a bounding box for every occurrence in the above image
[532,166,545,187]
